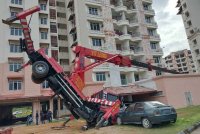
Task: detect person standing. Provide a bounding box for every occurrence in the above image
[40,111,45,124]
[36,111,39,125]
[47,110,52,123]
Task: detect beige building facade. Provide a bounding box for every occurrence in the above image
[66,0,164,89]
[164,49,196,73]
[177,0,200,72]
[0,0,70,124]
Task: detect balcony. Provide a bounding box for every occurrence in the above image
[89,29,105,37]
[114,5,127,12]
[116,50,135,56]
[131,32,142,41]
[146,21,158,28]
[59,52,69,59]
[134,47,145,55]
[149,34,161,41]
[129,19,139,27]
[127,6,137,14]
[9,2,23,9]
[151,48,163,55]
[142,0,153,3]
[7,71,24,78]
[87,13,103,21]
[144,9,155,16]
[59,40,68,47]
[58,29,67,35]
[113,19,129,26]
[86,0,102,5]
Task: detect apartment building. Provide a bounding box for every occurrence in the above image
[177,0,200,72]
[164,49,196,73]
[66,0,163,92]
[0,0,70,124]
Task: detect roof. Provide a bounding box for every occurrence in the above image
[0,90,54,104]
[100,85,157,96]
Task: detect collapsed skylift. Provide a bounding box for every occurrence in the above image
[2,6,182,130]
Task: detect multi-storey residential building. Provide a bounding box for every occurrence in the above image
[177,0,200,72]
[0,0,70,124]
[164,49,196,73]
[66,0,163,91]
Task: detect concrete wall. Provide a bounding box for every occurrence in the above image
[137,74,200,109]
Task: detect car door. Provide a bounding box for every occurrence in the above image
[131,103,145,123]
[122,104,135,123]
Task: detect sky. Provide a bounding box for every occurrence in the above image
[152,0,190,57]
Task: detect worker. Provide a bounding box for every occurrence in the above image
[47,110,52,123]
[26,114,33,126]
[36,111,39,125]
[40,111,45,124]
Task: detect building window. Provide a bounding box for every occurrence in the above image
[156,71,162,76]
[9,80,22,90]
[92,38,102,46]
[96,72,106,81]
[185,11,190,18]
[58,35,67,41]
[89,7,98,15]
[148,29,154,36]
[9,62,21,71]
[58,23,67,29]
[120,74,127,85]
[183,3,187,9]
[90,22,101,31]
[10,11,17,17]
[145,16,151,23]
[10,27,22,36]
[187,20,192,27]
[150,42,157,49]
[153,56,160,63]
[143,4,149,10]
[50,22,57,33]
[10,44,21,53]
[193,39,197,45]
[40,18,47,25]
[49,0,56,6]
[57,12,66,18]
[51,36,58,47]
[11,0,22,5]
[42,80,49,88]
[40,4,47,11]
[50,9,56,19]
[40,32,48,39]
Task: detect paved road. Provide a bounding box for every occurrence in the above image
[192,127,200,134]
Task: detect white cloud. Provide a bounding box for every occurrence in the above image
[153,0,190,57]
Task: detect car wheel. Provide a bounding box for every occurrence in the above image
[117,117,122,125]
[142,118,152,128]
[32,61,49,78]
[31,74,45,84]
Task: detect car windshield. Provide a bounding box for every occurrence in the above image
[147,101,166,107]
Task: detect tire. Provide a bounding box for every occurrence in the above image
[31,74,45,84]
[117,117,122,125]
[142,118,152,128]
[32,61,49,78]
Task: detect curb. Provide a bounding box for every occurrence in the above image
[178,121,200,134]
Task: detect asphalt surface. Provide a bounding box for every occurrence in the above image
[192,127,200,134]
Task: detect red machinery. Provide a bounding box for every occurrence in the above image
[2,6,182,130]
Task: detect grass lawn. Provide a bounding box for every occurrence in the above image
[13,106,200,134]
[115,105,200,134]
[12,106,32,118]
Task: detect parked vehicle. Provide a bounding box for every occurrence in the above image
[117,101,177,128]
